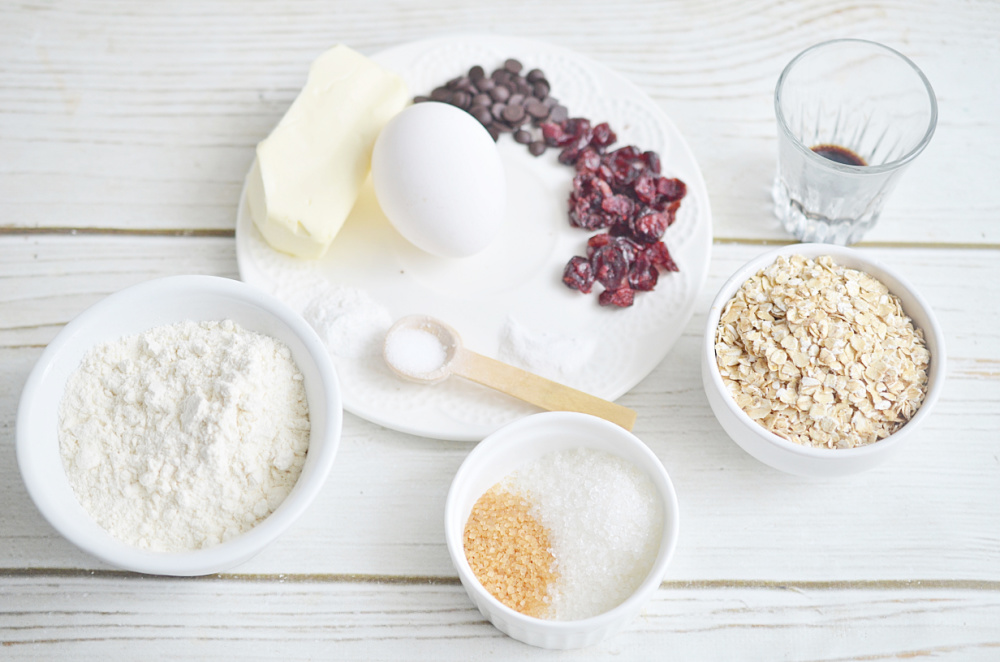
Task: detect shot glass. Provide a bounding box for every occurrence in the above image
[772,39,937,245]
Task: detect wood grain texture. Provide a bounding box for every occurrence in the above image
[2,0,998,243]
[2,1,999,658]
[2,238,997,582]
[2,574,999,660]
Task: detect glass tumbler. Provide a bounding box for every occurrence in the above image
[772,39,937,244]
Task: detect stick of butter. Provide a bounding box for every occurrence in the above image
[247,45,409,259]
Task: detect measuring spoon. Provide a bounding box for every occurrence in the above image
[382,315,637,430]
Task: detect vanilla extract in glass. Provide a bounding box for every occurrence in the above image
[810,144,866,167]
[772,39,937,244]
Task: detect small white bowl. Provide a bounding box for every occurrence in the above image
[702,244,946,477]
[16,275,342,576]
[445,411,680,649]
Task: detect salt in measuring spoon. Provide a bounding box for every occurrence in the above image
[383,315,637,430]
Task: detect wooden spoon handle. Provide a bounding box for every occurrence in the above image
[450,348,637,430]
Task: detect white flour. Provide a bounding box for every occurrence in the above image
[59,319,310,552]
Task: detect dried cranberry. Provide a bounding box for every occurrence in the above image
[568,198,605,230]
[628,254,660,291]
[643,241,679,272]
[611,235,642,262]
[632,208,670,243]
[591,244,629,290]
[562,256,595,293]
[587,234,638,262]
[603,146,645,189]
[633,174,658,205]
[641,150,661,175]
[590,122,617,149]
[562,118,592,140]
[568,175,615,229]
[600,192,637,221]
[607,219,632,238]
[558,147,578,165]
[599,287,635,307]
[556,120,595,165]
[656,177,687,202]
[585,232,611,255]
[575,147,602,174]
[540,121,574,147]
[663,199,681,227]
[610,145,642,161]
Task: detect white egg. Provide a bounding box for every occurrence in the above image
[371,102,506,258]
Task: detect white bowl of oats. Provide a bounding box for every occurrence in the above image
[702,244,945,477]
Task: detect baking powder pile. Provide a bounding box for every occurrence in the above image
[58,319,310,552]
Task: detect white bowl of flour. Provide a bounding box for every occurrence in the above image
[16,275,342,576]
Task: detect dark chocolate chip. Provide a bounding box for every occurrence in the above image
[490,86,510,102]
[526,100,550,119]
[502,104,526,123]
[514,129,532,144]
[549,105,569,122]
[504,58,523,74]
[529,140,547,156]
[470,106,493,125]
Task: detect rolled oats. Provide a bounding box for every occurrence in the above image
[715,254,930,449]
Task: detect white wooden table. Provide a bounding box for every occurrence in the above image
[3,1,999,659]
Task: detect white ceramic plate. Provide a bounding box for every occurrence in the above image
[236,35,712,441]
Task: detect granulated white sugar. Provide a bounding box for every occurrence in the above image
[467,447,663,621]
[384,326,448,377]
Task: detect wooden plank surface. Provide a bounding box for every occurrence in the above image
[2,0,998,244]
[2,0,999,658]
[2,574,999,660]
[2,238,997,582]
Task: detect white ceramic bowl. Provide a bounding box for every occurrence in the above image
[16,275,342,576]
[444,411,680,649]
[702,244,946,477]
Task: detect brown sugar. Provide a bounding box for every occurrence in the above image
[463,485,558,618]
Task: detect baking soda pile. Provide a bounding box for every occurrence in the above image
[463,448,663,620]
[58,319,310,552]
[384,326,449,377]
